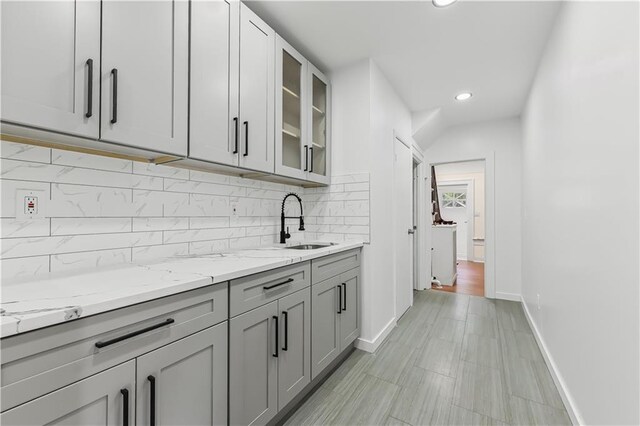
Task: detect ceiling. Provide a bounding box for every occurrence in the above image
[246,0,561,131]
[435,160,485,175]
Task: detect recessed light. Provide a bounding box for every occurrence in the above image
[455,92,472,101]
[433,0,457,8]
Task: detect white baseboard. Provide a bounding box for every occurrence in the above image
[495,291,521,301]
[355,316,396,353]
[520,298,582,425]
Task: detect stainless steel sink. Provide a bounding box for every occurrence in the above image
[287,243,335,250]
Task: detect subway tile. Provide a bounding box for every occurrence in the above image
[51,248,132,272]
[189,217,230,230]
[189,239,230,255]
[1,256,50,280]
[51,218,131,235]
[1,218,50,238]
[51,149,132,173]
[132,217,189,232]
[1,232,161,259]
[344,182,369,192]
[163,227,245,244]
[190,193,230,216]
[133,161,189,179]
[345,216,369,225]
[50,184,132,217]
[132,243,189,262]
[164,178,245,197]
[1,141,51,163]
[230,236,262,249]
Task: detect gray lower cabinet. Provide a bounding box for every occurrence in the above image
[136,323,228,426]
[0,360,135,426]
[277,289,311,410]
[311,267,361,379]
[230,301,279,425]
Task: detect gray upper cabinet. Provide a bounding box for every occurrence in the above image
[277,289,311,410]
[238,3,275,173]
[230,301,279,425]
[311,276,341,378]
[136,323,228,426]
[190,0,240,166]
[100,0,188,156]
[306,63,331,185]
[1,360,135,426]
[339,268,360,349]
[0,0,100,139]
[275,35,308,180]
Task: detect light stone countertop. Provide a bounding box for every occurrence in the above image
[1,241,364,338]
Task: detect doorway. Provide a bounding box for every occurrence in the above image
[393,136,413,319]
[431,160,486,297]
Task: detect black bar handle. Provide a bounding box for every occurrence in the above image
[282,311,288,351]
[85,59,93,118]
[243,121,249,156]
[304,145,309,171]
[342,283,347,311]
[272,315,279,357]
[233,117,239,154]
[309,147,314,173]
[263,277,294,291]
[95,318,174,348]
[110,68,118,124]
[148,375,156,426]
[121,388,129,426]
[337,286,342,314]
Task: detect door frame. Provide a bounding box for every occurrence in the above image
[411,142,428,291]
[437,179,475,262]
[427,154,495,299]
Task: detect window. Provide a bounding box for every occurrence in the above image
[441,191,466,208]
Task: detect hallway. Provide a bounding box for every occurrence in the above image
[284,290,570,425]
[432,261,485,297]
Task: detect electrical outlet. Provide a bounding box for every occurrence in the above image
[537,294,541,310]
[16,189,47,219]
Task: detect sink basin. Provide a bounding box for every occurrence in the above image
[288,243,335,250]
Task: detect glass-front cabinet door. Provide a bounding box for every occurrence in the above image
[307,63,330,184]
[275,35,307,180]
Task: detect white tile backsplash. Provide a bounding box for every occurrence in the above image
[0,141,369,280]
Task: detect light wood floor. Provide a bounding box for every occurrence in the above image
[432,261,485,297]
[283,290,570,426]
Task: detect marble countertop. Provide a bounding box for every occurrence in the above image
[1,242,364,338]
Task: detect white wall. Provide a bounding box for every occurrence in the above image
[521,2,639,424]
[425,118,522,300]
[330,59,415,350]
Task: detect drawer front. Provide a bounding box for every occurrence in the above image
[311,248,361,284]
[1,283,227,412]
[230,262,310,317]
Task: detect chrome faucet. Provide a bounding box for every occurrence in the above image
[280,192,305,244]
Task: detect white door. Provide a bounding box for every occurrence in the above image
[189,0,240,166]
[438,183,472,260]
[1,0,100,138]
[394,138,413,319]
[101,0,188,156]
[239,4,275,173]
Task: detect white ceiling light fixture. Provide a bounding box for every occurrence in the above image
[433,0,458,8]
[455,92,473,101]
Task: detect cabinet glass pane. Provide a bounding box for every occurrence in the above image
[311,75,327,176]
[282,51,302,169]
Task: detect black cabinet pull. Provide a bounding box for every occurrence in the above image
[282,311,288,351]
[85,59,93,118]
[263,277,294,291]
[121,388,129,426]
[272,315,279,357]
[233,117,239,154]
[304,145,309,171]
[95,318,174,348]
[309,147,314,173]
[342,283,347,311]
[147,376,156,426]
[337,285,342,314]
[110,68,118,124]
[243,121,249,156]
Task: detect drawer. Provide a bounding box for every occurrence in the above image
[230,262,310,317]
[311,248,361,284]
[1,283,227,412]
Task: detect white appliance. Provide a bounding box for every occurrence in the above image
[432,224,457,286]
